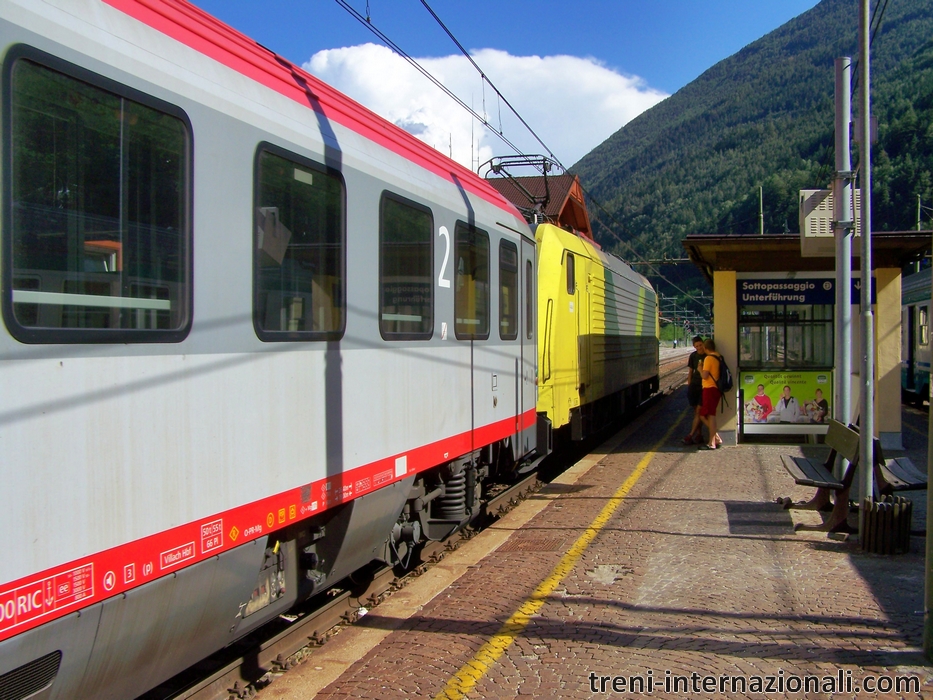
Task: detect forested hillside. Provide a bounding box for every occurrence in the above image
[573,0,933,299]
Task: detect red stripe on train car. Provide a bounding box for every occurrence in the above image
[101,0,523,221]
[0,408,537,643]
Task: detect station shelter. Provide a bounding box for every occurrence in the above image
[683,229,929,448]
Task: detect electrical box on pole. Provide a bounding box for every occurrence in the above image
[798,189,862,257]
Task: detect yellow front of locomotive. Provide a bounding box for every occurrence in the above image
[536,223,658,437]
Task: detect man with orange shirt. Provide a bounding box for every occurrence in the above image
[698,337,724,450]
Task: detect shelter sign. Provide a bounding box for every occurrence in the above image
[737,278,875,306]
[739,371,833,426]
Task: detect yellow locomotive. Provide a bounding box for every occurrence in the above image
[536,223,659,442]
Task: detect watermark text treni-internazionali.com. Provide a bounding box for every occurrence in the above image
[588,669,920,695]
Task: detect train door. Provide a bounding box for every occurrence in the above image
[519,236,536,456]
[453,222,490,448]
[576,256,590,403]
[906,305,916,393]
[565,250,588,440]
[919,304,930,399]
[565,251,580,411]
[497,237,521,458]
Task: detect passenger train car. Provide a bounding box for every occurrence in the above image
[0,2,657,698]
[902,267,931,405]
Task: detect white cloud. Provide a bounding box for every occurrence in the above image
[304,44,667,171]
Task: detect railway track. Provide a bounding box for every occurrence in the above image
[139,354,689,700]
[659,351,691,390]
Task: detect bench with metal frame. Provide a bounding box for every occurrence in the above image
[778,418,859,533]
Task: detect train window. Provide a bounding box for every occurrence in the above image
[379,193,433,339]
[499,240,518,340]
[566,252,576,294]
[454,223,489,339]
[920,306,929,346]
[254,146,345,340]
[4,52,190,342]
[526,260,534,340]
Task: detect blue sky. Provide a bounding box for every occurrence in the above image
[189,0,821,168]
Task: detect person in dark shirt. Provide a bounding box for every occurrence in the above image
[804,388,830,423]
[682,335,706,445]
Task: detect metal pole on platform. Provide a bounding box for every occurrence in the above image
[857,0,874,537]
[833,57,853,459]
[927,264,933,660]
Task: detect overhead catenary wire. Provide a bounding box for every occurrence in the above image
[332,0,527,158]
[582,185,711,313]
[418,0,559,162]
[413,1,710,310]
[334,0,710,316]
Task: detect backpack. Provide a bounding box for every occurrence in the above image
[715,355,734,411]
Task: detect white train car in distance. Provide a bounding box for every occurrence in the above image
[902,267,931,404]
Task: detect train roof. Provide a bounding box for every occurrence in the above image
[104,0,523,221]
[535,222,654,293]
[903,267,931,305]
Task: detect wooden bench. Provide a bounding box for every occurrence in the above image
[872,438,927,494]
[778,419,860,533]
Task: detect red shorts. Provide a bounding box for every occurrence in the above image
[700,387,721,416]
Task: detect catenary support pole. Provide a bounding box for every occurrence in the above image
[833,57,853,468]
[927,266,933,660]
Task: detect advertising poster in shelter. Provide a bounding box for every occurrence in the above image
[739,371,832,425]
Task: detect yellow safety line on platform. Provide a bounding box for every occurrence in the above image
[433,420,681,700]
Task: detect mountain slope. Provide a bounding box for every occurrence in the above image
[573,0,933,278]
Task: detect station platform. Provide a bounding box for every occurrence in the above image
[258,391,933,699]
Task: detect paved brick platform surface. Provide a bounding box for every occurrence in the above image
[263,393,933,699]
